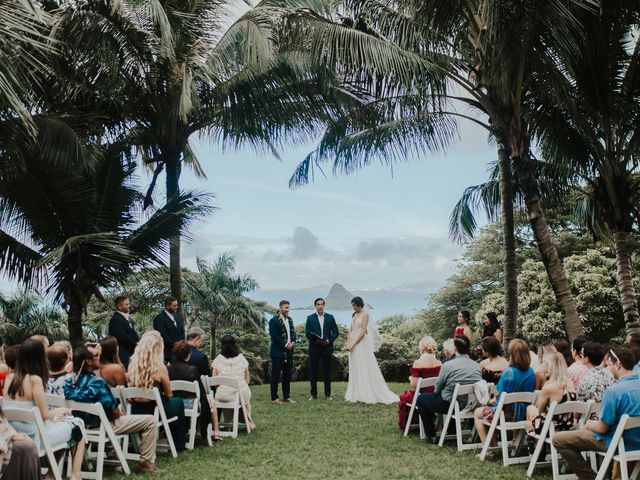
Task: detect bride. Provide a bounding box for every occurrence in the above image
[345,296,399,404]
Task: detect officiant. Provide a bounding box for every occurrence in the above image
[305,298,340,400]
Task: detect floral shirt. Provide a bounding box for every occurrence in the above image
[576,366,615,403]
[567,362,590,391]
[47,372,72,397]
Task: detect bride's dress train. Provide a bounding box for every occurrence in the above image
[344,312,399,404]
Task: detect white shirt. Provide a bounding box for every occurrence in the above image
[318,314,325,338]
[117,311,134,328]
[283,317,291,344]
[164,309,177,327]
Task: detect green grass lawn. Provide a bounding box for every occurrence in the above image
[117,382,551,479]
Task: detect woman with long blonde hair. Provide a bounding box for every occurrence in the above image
[526,352,576,435]
[128,331,187,451]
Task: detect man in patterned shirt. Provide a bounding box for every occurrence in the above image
[576,341,614,403]
[64,345,163,474]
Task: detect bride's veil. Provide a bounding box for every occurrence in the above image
[364,307,384,351]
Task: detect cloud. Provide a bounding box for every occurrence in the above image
[290,226,321,259]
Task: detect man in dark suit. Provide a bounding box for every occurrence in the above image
[305,297,340,400]
[108,295,140,367]
[269,300,296,404]
[153,297,185,363]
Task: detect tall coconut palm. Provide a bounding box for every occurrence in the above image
[184,254,264,359]
[534,3,640,334]
[0,137,210,343]
[49,0,342,315]
[288,0,593,341]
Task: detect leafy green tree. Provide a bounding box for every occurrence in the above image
[49,0,342,314]
[0,289,67,344]
[288,0,594,341]
[0,144,209,343]
[184,255,264,359]
[534,3,640,334]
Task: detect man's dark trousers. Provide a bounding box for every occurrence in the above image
[416,392,450,438]
[309,344,332,397]
[271,356,292,400]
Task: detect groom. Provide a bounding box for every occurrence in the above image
[269,300,296,404]
[305,298,339,400]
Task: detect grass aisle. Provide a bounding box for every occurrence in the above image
[127,382,549,479]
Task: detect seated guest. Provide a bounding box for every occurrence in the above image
[186,327,210,377]
[169,340,223,441]
[64,345,162,474]
[212,335,256,431]
[534,344,557,389]
[416,335,481,443]
[3,339,84,480]
[479,336,509,384]
[0,406,41,480]
[46,343,72,396]
[474,339,535,444]
[0,336,8,396]
[481,312,502,343]
[52,341,73,373]
[128,330,187,451]
[99,336,127,387]
[554,339,574,367]
[4,345,18,373]
[526,352,576,435]
[567,335,591,390]
[553,346,640,480]
[576,341,614,404]
[29,335,49,350]
[442,339,455,362]
[397,336,442,431]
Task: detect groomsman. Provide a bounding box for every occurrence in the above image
[153,297,185,363]
[269,300,296,404]
[108,295,140,366]
[305,298,339,400]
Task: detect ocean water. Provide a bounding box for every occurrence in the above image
[248,288,431,327]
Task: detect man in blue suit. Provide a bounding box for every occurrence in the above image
[153,297,185,363]
[305,298,340,400]
[269,300,296,404]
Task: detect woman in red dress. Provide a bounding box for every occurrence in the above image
[454,310,473,343]
[398,336,442,431]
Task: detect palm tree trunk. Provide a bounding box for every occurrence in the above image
[514,156,584,341]
[498,147,518,345]
[67,298,84,344]
[613,230,640,335]
[165,155,183,317]
[209,319,217,360]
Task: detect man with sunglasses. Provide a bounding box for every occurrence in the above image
[553,345,640,480]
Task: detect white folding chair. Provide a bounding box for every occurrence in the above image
[4,405,68,480]
[526,400,593,479]
[479,390,539,465]
[403,377,437,437]
[201,375,252,440]
[66,399,132,478]
[120,386,178,458]
[170,380,201,450]
[593,414,640,480]
[438,383,481,451]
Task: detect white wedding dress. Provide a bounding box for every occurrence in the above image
[344,311,399,404]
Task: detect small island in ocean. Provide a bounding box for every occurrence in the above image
[295,283,374,311]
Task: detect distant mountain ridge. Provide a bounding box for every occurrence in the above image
[295,283,373,311]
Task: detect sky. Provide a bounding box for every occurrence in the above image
[178,118,495,290]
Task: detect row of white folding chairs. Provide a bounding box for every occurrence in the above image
[44,392,132,479]
[412,381,640,480]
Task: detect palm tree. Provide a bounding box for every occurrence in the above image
[288,0,593,341]
[184,255,264,359]
[0,289,68,344]
[0,139,210,343]
[534,3,640,334]
[49,0,341,315]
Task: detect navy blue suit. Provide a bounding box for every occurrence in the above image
[108,312,139,366]
[305,313,339,397]
[153,310,185,363]
[269,315,296,401]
